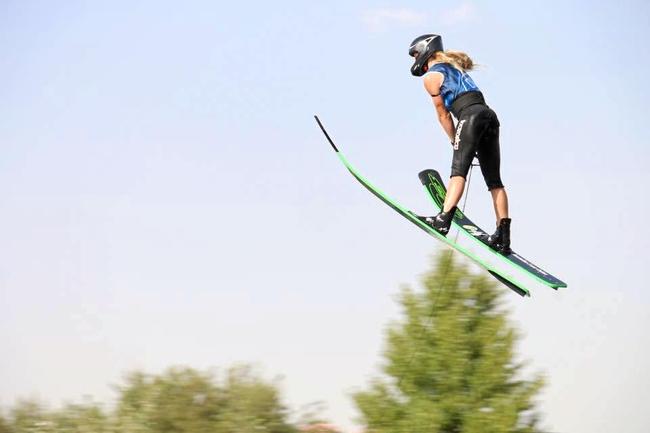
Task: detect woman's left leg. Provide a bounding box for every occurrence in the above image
[443,176,466,212]
[427,113,481,235]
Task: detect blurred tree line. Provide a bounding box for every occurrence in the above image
[1,253,546,433]
[0,366,297,433]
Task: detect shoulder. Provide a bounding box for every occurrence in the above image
[425,63,451,85]
[423,63,446,84]
[423,71,444,96]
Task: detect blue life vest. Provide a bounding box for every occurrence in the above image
[427,63,480,111]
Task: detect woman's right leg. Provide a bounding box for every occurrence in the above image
[490,187,509,224]
[476,121,506,223]
[477,120,512,253]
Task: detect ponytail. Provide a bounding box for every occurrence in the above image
[433,50,475,71]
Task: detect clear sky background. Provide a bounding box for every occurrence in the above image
[1,1,649,432]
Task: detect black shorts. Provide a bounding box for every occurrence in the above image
[451,104,504,190]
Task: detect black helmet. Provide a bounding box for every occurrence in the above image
[409,34,443,77]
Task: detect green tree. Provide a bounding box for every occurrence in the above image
[354,253,546,433]
[0,413,11,433]
[8,400,50,433]
[49,402,109,433]
[6,399,109,433]
[114,368,223,433]
[114,366,296,433]
[216,365,295,433]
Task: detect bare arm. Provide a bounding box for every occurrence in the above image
[423,72,456,143]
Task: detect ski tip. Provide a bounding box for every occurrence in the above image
[418,169,443,185]
[313,115,339,152]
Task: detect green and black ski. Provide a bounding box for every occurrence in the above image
[315,115,530,297]
[419,169,567,289]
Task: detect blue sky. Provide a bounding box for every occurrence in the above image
[1,1,649,432]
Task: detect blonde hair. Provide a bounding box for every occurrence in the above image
[432,50,475,72]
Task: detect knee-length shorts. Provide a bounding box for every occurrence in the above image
[451,104,504,190]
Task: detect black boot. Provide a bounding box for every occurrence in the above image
[487,218,512,254]
[425,207,457,236]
